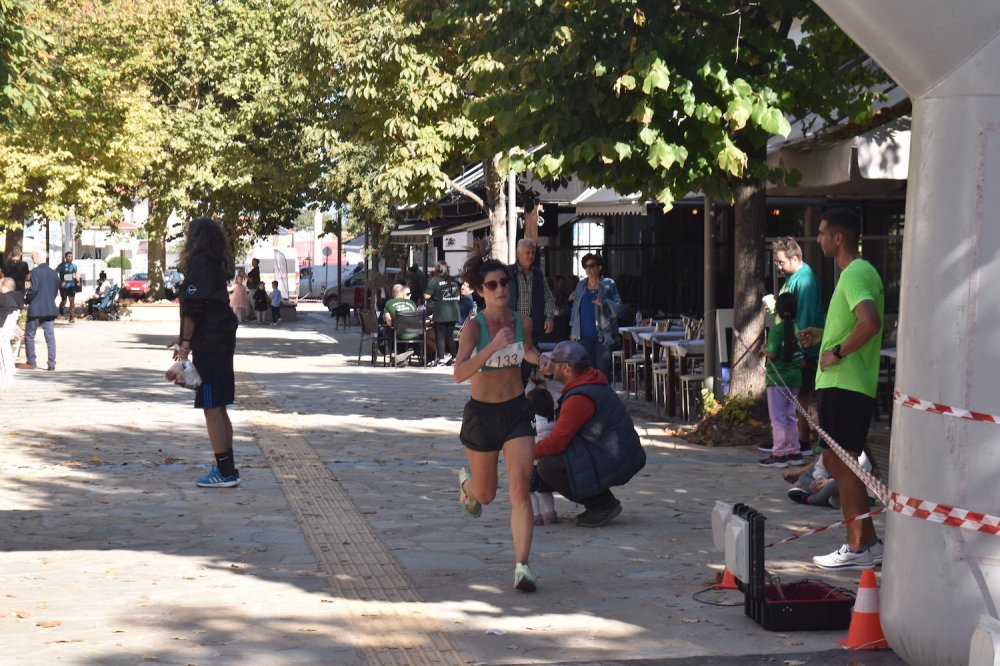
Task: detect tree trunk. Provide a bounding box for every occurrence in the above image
[145,201,168,301]
[483,155,508,262]
[728,176,768,399]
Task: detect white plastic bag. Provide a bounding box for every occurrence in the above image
[165,358,202,390]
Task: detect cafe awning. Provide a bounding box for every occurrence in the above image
[571,187,647,216]
[767,116,910,196]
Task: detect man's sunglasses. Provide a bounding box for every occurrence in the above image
[583,263,598,269]
[483,277,511,291]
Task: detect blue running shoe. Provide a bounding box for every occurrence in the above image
[196,467,241,488]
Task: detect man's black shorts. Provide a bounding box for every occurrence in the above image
[460,395,534,452]
[800,356,818,400]
[816,387,873,454]
[192,351,235,409]
[59,286,76,299]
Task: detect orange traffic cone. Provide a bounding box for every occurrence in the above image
[712,567,738,590]
[837,569,889,650]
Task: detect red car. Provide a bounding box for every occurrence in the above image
[121,272,149,299]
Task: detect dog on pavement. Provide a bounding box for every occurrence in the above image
[331,302,353,329]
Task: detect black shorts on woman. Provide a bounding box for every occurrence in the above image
[460,394,535,452]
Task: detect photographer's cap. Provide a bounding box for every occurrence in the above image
[545,341,590,365]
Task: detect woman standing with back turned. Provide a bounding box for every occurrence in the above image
[453,244,547,592]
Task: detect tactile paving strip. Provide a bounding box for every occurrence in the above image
[239,373,465,666]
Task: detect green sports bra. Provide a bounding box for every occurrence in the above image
[475,312,525,371]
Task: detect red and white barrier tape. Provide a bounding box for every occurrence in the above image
[765,508,887,549]
[733,328,1000,542]
[894,391,1000,425]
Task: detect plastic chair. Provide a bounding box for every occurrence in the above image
[357,309,387,366]
[610,349,624,387]
[1,310,19,390]
[393,311,427,367]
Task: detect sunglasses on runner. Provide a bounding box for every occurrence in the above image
[483,277,511,291]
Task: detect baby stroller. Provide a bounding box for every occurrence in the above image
[87,285,121,321]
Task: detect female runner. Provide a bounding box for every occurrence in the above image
[453,246,547,592]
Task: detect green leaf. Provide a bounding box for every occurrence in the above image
[638,126,659,146]
[612,142,632,160]
[726,98,752,130]
[731,78,752,98]
[641,60,670,95]
[759,107,791,137]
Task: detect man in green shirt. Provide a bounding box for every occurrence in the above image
[383,283,418,336]
[773,237,824,454]
[799,208,884,571]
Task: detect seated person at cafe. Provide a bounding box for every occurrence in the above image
[85,271,114,317]
[382,283,436,359]
[0,277,20,322]
[383,283,417,330]
[534,341,646,527]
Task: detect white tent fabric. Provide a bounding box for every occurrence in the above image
[571,187,647,216]
[767,117,910,195]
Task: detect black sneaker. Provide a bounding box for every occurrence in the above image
[787,487,810,504]
[800,440,815,456]
[757,442,774,453]
[576,502,622,527]
[758,455,789,468]
[786,454,805,466]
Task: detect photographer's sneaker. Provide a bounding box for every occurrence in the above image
[196,467,241,488]
[813,543,874,570]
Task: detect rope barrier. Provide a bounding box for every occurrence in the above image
[734,328,1000,543]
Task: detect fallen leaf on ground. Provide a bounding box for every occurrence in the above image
[36,621,62,628]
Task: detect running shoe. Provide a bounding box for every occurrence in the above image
[812,543,874,570]
[514,562,537,592]
[786,454,805,466]
[800,440,815,456]
[787,487,810,504]
[459,467,481,517]
[196,467,241,488]
[757,442,774,453]
[758,455,789,468]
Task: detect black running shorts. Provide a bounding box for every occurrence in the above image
[460,395,535,452]
[816,387,873,454]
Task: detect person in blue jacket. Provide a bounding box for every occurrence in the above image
[568,253,622,379]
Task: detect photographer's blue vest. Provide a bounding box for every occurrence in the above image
[558,382,646,499]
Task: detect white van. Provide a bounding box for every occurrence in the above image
[244,247,299,299]
[298,263,352,299]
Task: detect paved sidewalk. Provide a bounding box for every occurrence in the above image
[0,306,904,665]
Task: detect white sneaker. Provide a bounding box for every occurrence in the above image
[867,538,884,565]
[812,543,874,570]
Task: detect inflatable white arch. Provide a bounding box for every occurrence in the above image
[813,3,1000,664]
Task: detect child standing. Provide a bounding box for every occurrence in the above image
[759,292,804,468]
[526,379,558,525]
[252,281,268,324]
[229,274,250,322]
[269,280,282,324]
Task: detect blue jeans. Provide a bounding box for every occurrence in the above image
[578,336,612,380]
[25,318,56,368]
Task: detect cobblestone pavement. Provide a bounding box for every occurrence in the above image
[0,304,904,665]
